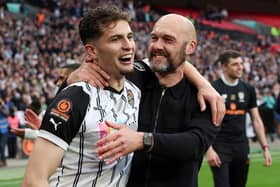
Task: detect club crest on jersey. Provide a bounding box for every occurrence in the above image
[230,94,236,101]
[50,99,71,122]
[127,89,134,106]
[238,92,245,102]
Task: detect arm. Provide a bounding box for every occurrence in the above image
[22,137,64,187]
[249,107,272,166]
[97,108,219,163]
[67,62,110,89]
[183,62,225,125]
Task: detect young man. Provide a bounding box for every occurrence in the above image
[206,50,272,187]
[22,6,141,187]
[71,14,222,187]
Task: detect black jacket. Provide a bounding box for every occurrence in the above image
[127,61,220,187]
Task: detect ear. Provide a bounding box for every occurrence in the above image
[84,44,96,63]
[185,40,197,55]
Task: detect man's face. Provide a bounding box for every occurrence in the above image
[223,57,244,79]
[55,68,71,87]
[94,20,135,78]
[148,20,186,74]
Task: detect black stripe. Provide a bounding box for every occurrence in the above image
[92,161,104,187]
[72,122,85,186]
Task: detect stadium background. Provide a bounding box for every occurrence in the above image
[0,0,279,186]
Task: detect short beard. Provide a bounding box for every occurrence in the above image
[149,56,175,75]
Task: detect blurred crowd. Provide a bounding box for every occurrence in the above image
[0,0,280,165]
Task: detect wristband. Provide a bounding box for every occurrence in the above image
[262,145,269,151]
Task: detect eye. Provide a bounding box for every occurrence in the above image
[150,35,158,42]
[127,33,134,40]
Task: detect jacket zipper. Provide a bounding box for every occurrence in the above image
[145,88,166,187]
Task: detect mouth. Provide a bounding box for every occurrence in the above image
[119,54,134,64]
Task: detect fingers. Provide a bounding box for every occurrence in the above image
[96,136,125,160]
[210,99,218,126]
[104,121,123,129]
[207,157,221,167]
[25,121,39,130]
[96,131,119,147]
[197,95,206,112]
[216,97,226,126]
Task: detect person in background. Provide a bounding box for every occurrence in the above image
[0,98,9,167]
[206,50,272,187]
[7,108,20,158]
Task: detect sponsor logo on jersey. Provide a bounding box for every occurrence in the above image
[50,99,71,122]
[49,117,62,131]
[57,99,71,113]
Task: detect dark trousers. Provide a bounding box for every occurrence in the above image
[211,142,249,187]
[0,133,8,162]
[7,136,17,158]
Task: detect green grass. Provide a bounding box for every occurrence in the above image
[199,151,280,187]
[0,150,279,187]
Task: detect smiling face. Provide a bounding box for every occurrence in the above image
[148,14,197,74]
[223,57,244,80]
[92,20,135,78]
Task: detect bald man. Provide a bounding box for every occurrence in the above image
[90,14,220,187]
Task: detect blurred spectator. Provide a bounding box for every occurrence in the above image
[0,98,9,167]
[7,108,19,158]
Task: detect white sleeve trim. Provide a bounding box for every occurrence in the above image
[38,130,68,151]
[24,129,39,139]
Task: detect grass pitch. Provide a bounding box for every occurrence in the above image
[0,148,279,187]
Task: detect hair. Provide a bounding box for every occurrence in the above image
[59,63,80,71]
[79,5,131,45]
[218,50,241,65]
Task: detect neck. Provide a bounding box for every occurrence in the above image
[221,73,239,86]
[156,64,184,87]
[108,77,125,92]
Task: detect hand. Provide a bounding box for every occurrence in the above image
[96,121,143,164]
[197,84,225,126]
[10,128,25,138]
[67,61,110,89]
[263,149,272,167]
[206,147,221,167]
[25,109,42,129]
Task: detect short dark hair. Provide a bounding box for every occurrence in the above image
[60,63,80,70]
[79,5,131,45]
[218,50,241,65]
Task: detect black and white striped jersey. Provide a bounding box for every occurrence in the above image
[38,80,141,187]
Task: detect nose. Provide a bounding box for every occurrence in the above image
[150,38,164,50]
[122,38,134,50]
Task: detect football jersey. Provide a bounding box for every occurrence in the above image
[38,80,141,187]
[213,78,257,143]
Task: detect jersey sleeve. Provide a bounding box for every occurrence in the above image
[38,85,89,150]
[247,84,258,109]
